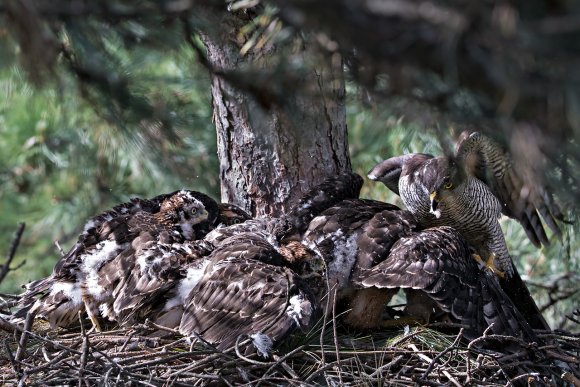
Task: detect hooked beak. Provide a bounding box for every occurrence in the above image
[429,192,441,219]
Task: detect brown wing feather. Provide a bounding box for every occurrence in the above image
[178,233,317,354]
[179,256,315,352]
[354,226,537,341]
[108,235,206,325]
[285,172,364,238]
[456,131,562,247]
[356,208,418,271]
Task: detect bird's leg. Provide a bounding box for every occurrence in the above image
[342,288,397,330]
[82,297,102,333]
[472,253,505,278]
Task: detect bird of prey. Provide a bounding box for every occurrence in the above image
[367,131,563,330]
[108,172,362,355]
[103,226,314,356]
[353,221,537,341]
[216,203,252,226]
[171,173,364,354]
[15,190,219,331]
[302,197,537,341]
[301,198,413,329]
[176,232,319,355]
[105,207,249,328]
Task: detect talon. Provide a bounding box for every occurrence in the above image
[83,299,102,332]
[88,316,102,333]
[472,253,505,278]
[472,253,484,266]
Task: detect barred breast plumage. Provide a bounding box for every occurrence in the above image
[368,131,563,331]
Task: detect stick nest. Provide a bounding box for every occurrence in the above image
[1,316,578,386]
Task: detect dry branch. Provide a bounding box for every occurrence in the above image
[0,223,26,286]
[0,319,577,386]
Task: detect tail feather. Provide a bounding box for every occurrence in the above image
[502,263,550,331]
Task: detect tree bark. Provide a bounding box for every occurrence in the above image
[202,13,350,217]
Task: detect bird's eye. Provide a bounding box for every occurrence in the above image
[191,208,198,215]
[444,182,453,189]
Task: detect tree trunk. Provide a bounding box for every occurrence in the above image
[202,14,350,217]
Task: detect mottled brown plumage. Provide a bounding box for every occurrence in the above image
[83,173,360,353]
[176,232,318,355]
[216,203,252,226]
[302,198,538,341]
[354,226,536,341]
[15,190,218,330]
[301,199,411,330]
[89,203,249,328]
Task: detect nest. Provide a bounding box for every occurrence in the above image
[1,314,578,387]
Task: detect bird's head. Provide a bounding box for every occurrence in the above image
[216,203,252,226]
[159,191,212,239]
[280,241,325,280]
[423,157,465,219]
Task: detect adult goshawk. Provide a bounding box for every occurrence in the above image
[367,131,563,330]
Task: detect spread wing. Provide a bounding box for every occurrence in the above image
[303,199,400,251]
[456,131,563,247]
[355,226,537,341]
[356,207,418,270]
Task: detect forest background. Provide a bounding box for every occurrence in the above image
[0,1,578,331]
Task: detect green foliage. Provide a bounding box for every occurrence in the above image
[0,43,218,293]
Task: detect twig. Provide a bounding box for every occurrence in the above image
[319,262,333,366]
[412,377,447,386]
[54,240,66,257]
[0,316,83,357]
[1,315,578,386]
[422,328,464,378]
[78,312,90,386]
[0,223,26,285]
[26,351,74,374]
[4,338,21,375]
[408,343,462,387]
[304,360,342,383]
[507,373,542,386]
[263,345,307,380]
[118,331,135,353]
[15,311,34,361]
[468,333,534,349]
[234,335,276,366]
[541,288,580,313]
[369,354,404,378]
[331,286,343,386]
[390,326,426,347]
[562,372,580,387]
